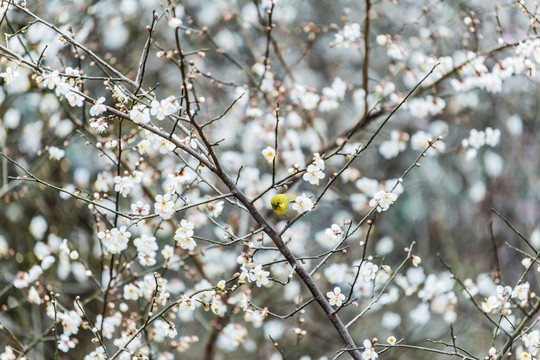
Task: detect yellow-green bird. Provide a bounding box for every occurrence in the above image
[270,194,299,220]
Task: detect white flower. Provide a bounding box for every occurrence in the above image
[13,271,30,289]
[303,164,325,186]
[0,346,17,360]
[207,200,224,218]
[327,287,346,307]
[124,283,141,300]
[356,177,379,197]
[333,23,362,48]
[511,282,529,301]
[410,130,432,150]
[249,265,270,287]
[217,323,247,351]
[161,245,174,260]
[468,129,486,149]
[481,295,499,313]
[300,92,320,110]
[324,224,343,243]
[90,97,107,116]
[89,117,108,133]
[48,146,65,160]
[362,339,378,360]
[361,262,378,281]
[0,67,19,86]
[484,127,501,147]
[38,70,59,89]
[66,90,84,107]
[153,137,176,154]
[168,17,183,28]
[99,226,131,254]
[130,104,151,124]
[369,191,398,212]
[174,220,197,250]
[378,139,401,159]
[114,176,134,197]
[291,193,314,213]
[154,193,175,220]
[261,146,275,163]
[131,200,150,216]
[58,334,76,352]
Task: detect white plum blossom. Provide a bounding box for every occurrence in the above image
[300,92,320,110]
[114,176,134,197]
[65,90,84,107]
[131,200,150,216]
[327,287,346,307]
[361,262,379,281]
[485,127,501,147]
[303,164,325,186]
[217,323,247,351]
[90,97,107,116]
[292,193,314,213]
[481,295,499,313]
[468,129,486,149]
[89,117,108,133]
[324,224,343,243]
[379,130,408,159]
[168,17,183,28]
[124,283,141,300]
[362,339,378,360]
[261,146,275,163]
[369,191,398,212]
[333,23,361,48]
[356,177,379,196]
[249,264,270,287]
[134,234,158,266]
[48,146,65,160]
[175,220,197,250]
[512,282,530,301]
[98,226,131,254]
[207,200,224,218]
[154,193,175,220]
[0,67,19,86]
[58,334,76,352]
[130,104,151,124]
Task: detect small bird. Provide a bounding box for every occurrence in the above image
[270,194,299,220]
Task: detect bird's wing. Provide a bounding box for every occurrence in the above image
[285,194,297,203]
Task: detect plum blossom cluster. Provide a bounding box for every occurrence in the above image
[332,23,362,48]
[237,252,270,288]
[462,127,502,162]
[378,130,409,160]
[174,219,197,251]
[114,170,144,198]
[479,282,530,314]
[98,226,131,254]
[407,96,446,118]
[289,79,346,112]
[36,68,85,107]
[393,268,457,326]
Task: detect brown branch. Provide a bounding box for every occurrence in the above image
[362,0,371,119]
